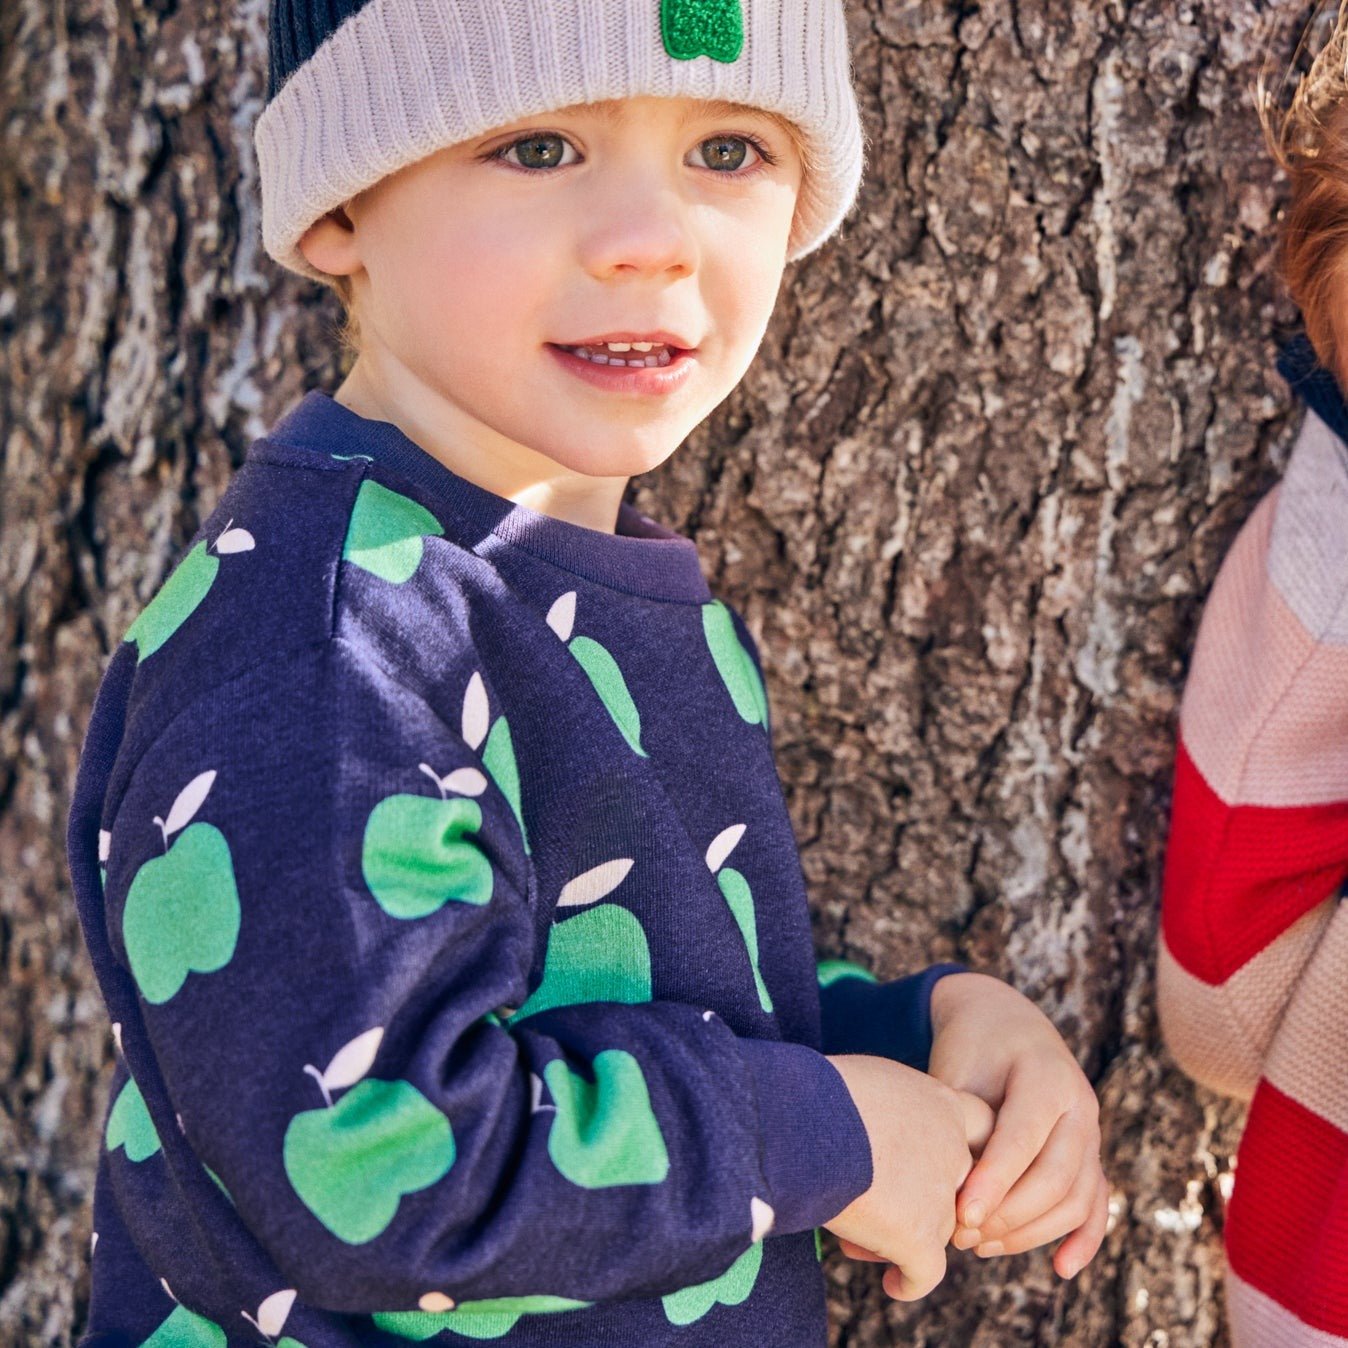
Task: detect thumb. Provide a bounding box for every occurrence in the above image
[958,1090,996,1156]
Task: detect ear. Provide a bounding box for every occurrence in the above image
[298,203,362,280]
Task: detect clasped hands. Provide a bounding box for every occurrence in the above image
[827,971,1109,1300]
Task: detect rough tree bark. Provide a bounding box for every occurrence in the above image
[0,1,1310,1343]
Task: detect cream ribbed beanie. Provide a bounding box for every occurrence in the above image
[254,0,867,282]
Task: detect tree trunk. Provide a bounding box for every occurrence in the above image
[0,1,1308,1343]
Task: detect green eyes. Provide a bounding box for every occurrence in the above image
[486,131,778,178]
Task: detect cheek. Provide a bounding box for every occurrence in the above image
[415,215,550,351]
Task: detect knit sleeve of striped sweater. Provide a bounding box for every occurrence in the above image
[1157,404,1348,1345]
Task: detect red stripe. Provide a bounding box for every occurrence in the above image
[1160,739,1348,982]
[1225,1078,1348,1336]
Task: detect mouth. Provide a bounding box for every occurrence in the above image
[548,336,696,368]
[545,341,698,394]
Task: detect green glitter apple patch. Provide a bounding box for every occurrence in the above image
[661,0,744,63]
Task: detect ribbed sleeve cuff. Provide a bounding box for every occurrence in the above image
[819,962,970,1070]
[737,1037,873,1236]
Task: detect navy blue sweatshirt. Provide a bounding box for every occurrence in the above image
[65,388,967,1347]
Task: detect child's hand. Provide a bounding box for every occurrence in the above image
[927,972,1109,1280]
[823,1054,995,1301]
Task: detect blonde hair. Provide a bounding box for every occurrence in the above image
[1259,0,1348,383]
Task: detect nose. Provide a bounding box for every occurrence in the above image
[577,162,698,280]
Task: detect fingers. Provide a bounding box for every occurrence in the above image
[959,1090,997,1157]
[881,1244,948,1302]
[970,1155,1107,1260]
[836,1237,887,1262]
[959,1109,1097,1244]
[956,1060,1080,1231]
[1049,1170,1110,1279]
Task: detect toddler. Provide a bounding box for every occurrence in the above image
[66,2,1106,1343]
[1157,8,1348,1344]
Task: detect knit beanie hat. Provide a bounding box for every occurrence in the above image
[254,0,866,283]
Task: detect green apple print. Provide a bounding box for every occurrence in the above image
[342,479,444,583]
[815,1225,824,1262]
[816,957,879,988]
[121,520,255,664]
[508,859,650,1022]
[363,781,492,920]
[706,824,773,1013]
[373,1294,591,1341]
[546,591,646,757]
[540,1048,669,1188]
[702,600,768,728]
[283,1026,456,1243]
[122,770,240,1005]
[660,0,744,62]
[106,1074,161,1162]
[662,1238,763,1325]
[202,1161,234,1205]
[139,1303,228,1348]
[462,670,530,856]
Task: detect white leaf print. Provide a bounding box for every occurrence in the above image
[556,858,634,908]
[530,1072,555,1113]
[419,1292,456,1313]
[214,527,255,554]
[463,671,489,750]
[443,767,487,797]
[546,590,576,642]
[322,1027,384,1091]
[111,1022,122,1054]
[257,1288,297,1336]
[161,1277,177,1303]
[163,770,216,837]
[175,1113,185,1134]
[750,1196,775,1242]
[98,829,111,862]
[90,1230,98,1256]
[705,823,746,874]
[702,1010,715,1021]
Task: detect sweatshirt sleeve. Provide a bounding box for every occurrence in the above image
[1157,407,1348,1101]
[816,958,969,1071]
[101,635,873,1316]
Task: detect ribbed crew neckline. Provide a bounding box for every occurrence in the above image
[261,388,712,604]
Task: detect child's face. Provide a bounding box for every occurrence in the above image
[300,95,803,483]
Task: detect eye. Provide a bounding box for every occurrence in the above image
[488,132,581,172]
[482,130,781,177]
[694,133,779,176]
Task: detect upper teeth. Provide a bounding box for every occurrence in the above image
[599,341,658,352]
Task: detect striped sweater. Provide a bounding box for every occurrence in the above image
[1157,341,1348,1345]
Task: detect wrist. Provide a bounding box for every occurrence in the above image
[929,969,993,1037]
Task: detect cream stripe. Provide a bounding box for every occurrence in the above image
[1227,1264,1348,1347]
[254,0,864,281]
[1265,897,1348,1132]
[1269,410,1348,646]
[1180,476,1348,807]
[1156,905,1335,1100]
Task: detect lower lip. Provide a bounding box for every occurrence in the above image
[546,344,697,396]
